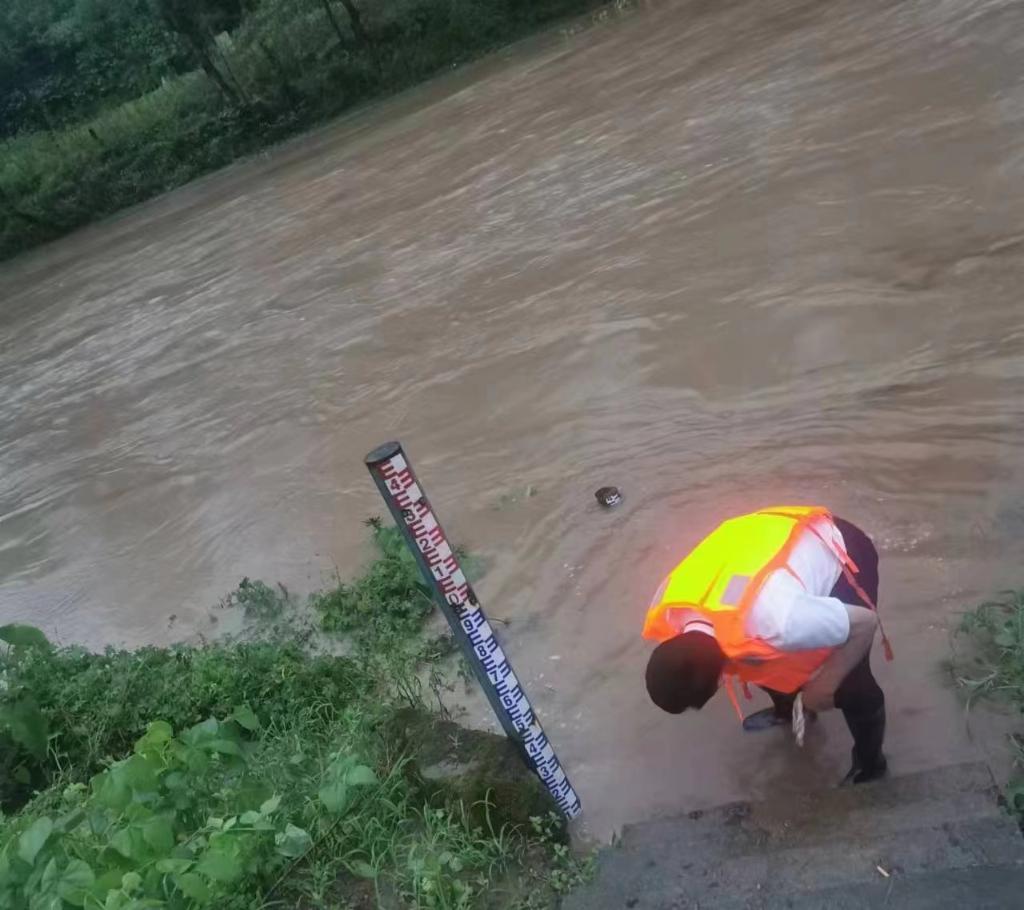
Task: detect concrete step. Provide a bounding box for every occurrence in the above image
[619,762,1004,858]
[707,864,1024,909]
[566,763,1024,910]
[586,814,1023,908]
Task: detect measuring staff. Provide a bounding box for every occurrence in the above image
[642,506,891,784]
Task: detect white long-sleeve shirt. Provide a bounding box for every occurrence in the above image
[667,515,851,651]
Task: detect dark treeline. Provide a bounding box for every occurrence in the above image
[0,0,609,262]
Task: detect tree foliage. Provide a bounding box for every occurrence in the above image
[0,0,189,137]
[0,0,613,261]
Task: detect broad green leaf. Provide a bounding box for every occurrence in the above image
[346,764,378,787]
[209,739,243,757]
[229,704,259,732]
[325,754,353,776]
[274,824,312,858]
[154,858,192,875]
[238,810,272,831]
[57,859,95,904]
[17,817,53,866]
[184,717,220,743]
[196,842,242,883]
[95,867,124,893]
[104,891,126,910]
[163,771,188,791]
[141,816,175,854]
[94,768,131,811]
[41,855,59,888]
[87,808,113,838]
[120,871,142,893]
[258,795,280,816]
[109,826,145,861]
[120,755,159,792]
[135,721,173,753]
[175,872,210,904]
[318,781,349,814]
[123,801,154,824]
[0,624,51,650]
[183,746,211,773]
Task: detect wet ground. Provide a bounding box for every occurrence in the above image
[2,0,1024,839]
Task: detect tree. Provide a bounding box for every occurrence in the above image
[0,0,186,138]
[336,0,371,50]
[149,0,246,103]
[320,0,379,73]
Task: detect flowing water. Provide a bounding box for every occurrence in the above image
[3,0,1024,838]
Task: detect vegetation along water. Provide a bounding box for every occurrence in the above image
[0,523,591,909]
[0,0,615,261]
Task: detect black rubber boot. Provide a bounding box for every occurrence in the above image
[840,704,887,785]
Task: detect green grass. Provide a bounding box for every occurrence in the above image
[955,588,1024,814]
[0,522,589,908]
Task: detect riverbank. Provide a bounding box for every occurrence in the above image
[0,0,623,263]
[0,524,588,909]
[3,0,1024,843]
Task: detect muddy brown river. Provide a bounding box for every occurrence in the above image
[3,0,1024,838]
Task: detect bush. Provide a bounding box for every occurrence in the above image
[0,635,367,812]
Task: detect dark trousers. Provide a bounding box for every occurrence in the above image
[762,517,886,771]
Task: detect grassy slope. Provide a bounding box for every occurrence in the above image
[0,525,589,909]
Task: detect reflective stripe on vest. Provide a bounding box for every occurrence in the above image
[642,506,855,696]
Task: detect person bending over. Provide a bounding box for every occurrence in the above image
[643,506,888,784]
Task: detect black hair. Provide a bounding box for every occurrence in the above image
[645,632,725,714]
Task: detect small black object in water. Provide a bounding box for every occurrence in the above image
[595,486,622,508]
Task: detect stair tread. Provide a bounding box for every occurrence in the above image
[705,863,1024,909]
[590,815,1024,906]
[566,765,1024,910]
[618,762,1003,855]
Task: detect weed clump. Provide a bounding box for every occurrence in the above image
[955,588,1024,814]
[312,520,435,649]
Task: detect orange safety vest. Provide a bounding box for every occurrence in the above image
[643,506,889,716]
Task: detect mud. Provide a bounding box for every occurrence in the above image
[3,0,1024,838]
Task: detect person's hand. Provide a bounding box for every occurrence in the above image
[800,606,878,712]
